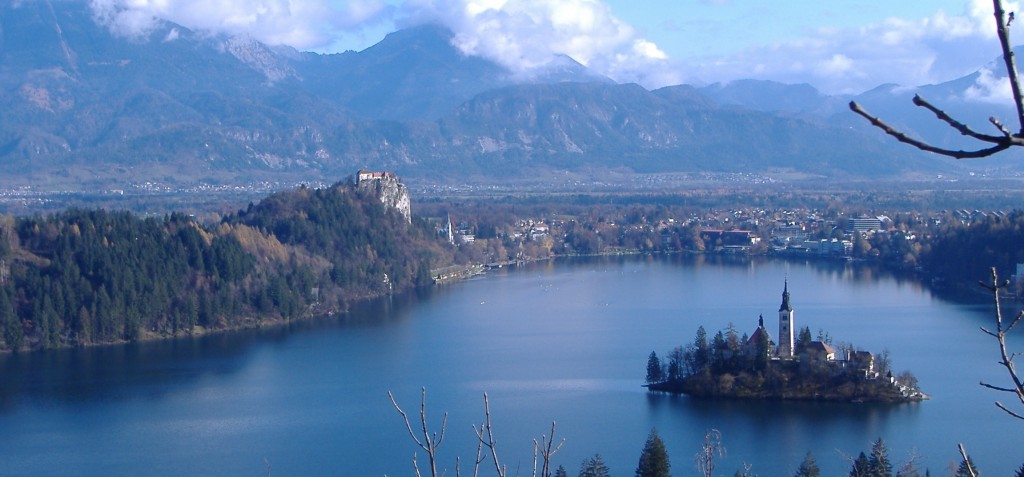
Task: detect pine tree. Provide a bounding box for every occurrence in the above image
[647,351,664,384]
[868,438,893,477]
[635,429,670,477]
[555,465,569,477]
[579,454,611,477]
[954,455,978,477]
[0,290,22,351]
[849,452,871,477]
[1015,463,1024,477]
[694,325,709,370]
[794,451,820,477]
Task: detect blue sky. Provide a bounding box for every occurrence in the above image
[88,0,1020,96]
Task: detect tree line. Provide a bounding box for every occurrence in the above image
[0,181,454,351]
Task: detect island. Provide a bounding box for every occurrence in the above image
[644,282,927,403]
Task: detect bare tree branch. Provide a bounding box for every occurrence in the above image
[472,393,507,477]
[977,268,1024,420]
[695,429,725,477]
[532,421,564,477]
[848,101,1014,159]
[849,0,1024,159]
[980,381,1020,393]
[910,94,1010,142]
[995,401,1024,420]
[992,0,1024,131]
[389,388,448,477]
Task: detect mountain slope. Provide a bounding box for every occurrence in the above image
[0,0,1005,191]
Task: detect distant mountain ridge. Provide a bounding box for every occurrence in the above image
[0,0,1019,192]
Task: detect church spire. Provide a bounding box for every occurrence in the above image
[777,280,795,358]
[779,280,792,312]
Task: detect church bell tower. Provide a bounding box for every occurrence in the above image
[778,281,795,358]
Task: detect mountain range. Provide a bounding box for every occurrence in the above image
[2,0,1022,192]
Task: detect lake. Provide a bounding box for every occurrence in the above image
[0,255,1018,476]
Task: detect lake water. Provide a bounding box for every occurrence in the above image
[0,255,1019,476]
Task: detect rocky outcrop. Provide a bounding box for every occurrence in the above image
[356,171,412,223]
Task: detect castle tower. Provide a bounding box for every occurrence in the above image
[777,281,795,358]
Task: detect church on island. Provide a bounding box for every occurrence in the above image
[646,281,926,402]
[748,281,877,376]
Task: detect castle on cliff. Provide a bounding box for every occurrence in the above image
[355,169,412,223]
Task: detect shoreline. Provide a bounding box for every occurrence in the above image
[1,248,982,354]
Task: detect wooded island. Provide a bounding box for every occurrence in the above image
[645,283,926,403]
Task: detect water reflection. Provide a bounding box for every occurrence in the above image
[0,283,440,411]
[645,391,921,427]
[0,254,1016,476]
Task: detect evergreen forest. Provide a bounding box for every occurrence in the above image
[0,181,452,351]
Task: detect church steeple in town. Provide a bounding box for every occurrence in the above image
[777,280,795,358]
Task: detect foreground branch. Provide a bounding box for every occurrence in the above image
[389,388,449,477]
[848,101,1015,159]
[472,393,507,477]
[977,268,1024,420]
[532,421,565,477]
[849,0,1024,159]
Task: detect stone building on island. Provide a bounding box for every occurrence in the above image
[749,282,876,377]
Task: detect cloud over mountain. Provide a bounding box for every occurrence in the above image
[85,0,675,87]
[88,0,393,48]
[687,0,1021,94]
[399,0,675,84]
[82,0,1024,95]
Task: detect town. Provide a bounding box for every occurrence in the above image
[418,194,1024,293]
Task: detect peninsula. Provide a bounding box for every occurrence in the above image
[644,283,926,403]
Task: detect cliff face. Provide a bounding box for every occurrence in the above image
[357,172,412,223]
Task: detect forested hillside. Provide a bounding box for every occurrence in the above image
[0,181,451,351]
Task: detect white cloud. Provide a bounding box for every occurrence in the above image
[87,0,674,87]
[399,0,673,85]
[89,0,393,50]
[818,54,854,77]
[682,0,1023,94]
[85,0,1024,94]
[964,67,1014,103]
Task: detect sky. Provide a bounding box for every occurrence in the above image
[87,0,1023,96]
